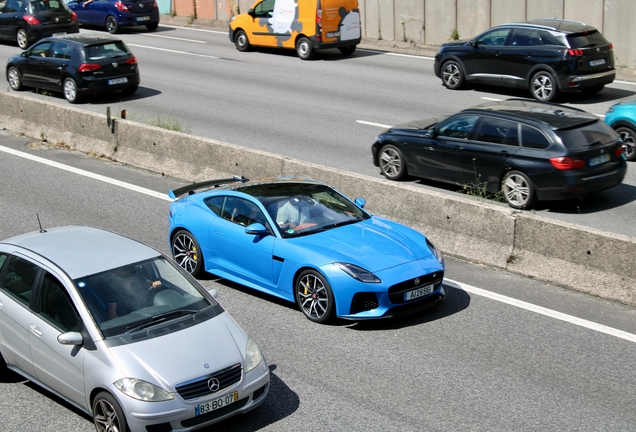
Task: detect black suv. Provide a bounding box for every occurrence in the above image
[371,99,627,209]
[434,19,615,102]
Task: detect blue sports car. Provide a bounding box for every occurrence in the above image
[168,177,445,323]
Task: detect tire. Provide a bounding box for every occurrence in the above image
[338,45,356,55]
[16,28,29,50]
[296,36,314,60]
[0,353,8,381]
[7,67,23,91]
[63,78,81,104]
[146,22,158,31]
[441,60,464,90]
[530,71,559,102]
[295,270,335,323]
[106,16,119,34]
[616,126,636,161]
[234,29,251,52]
[121,85,138,96]
[502,170,536,210]
[378,144,407,180]
[171,230,204,277]
[92,391,129,432]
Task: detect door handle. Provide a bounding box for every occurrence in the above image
[453,145,463,151]
[30,323,42,337]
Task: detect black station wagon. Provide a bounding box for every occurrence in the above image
[371,99,627,209]
[6,33,139,103]
[434,19,615,102]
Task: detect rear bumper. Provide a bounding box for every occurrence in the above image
[309,36,361,50]
[27,22,79,41]
[560,69,616,91]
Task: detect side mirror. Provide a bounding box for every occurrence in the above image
[207,288,218,298]
[57,331,83,346]
[354,198,366,208]
[247,8,254,17]
[423,129,435,138]
[470,39,477,47]
[245,222,268,235]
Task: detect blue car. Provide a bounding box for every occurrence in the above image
[605,99,636,161]
[168,177,445,323]
[66,0,159,34]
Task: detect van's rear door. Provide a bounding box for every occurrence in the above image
[319,0,361,43]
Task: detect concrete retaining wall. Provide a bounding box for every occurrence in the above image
[1,91,634,306]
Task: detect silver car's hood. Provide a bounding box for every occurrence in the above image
[108,312,246,391]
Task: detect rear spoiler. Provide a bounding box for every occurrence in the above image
[169,176,249,199]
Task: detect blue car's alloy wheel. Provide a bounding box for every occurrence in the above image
[616,126,636,161]
[172,230,203,277]
[295,270,334,323]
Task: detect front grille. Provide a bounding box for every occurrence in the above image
[175,363,242,400]
[388,271,444,305]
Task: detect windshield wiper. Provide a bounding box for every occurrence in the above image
[317,219,361,231]
[126,310,197,333]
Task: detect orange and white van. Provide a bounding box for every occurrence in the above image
[229,0,361,59]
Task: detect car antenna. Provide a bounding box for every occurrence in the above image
[36,213,47,233]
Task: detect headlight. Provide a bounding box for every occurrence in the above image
[426,238,444,264]
[114,378,174,402]
[334,263,381,283]
[245,338,263,373]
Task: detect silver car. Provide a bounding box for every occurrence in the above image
[0,226,269,431]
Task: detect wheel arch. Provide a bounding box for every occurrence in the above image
[440,56,467,76]
[609,120,636,131]
[526,65,562,90]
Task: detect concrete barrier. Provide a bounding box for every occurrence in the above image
[1,91,635,306]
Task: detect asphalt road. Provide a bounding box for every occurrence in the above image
[2,25,636,238]
[1,130,635,431]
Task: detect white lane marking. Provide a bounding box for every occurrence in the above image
[611,80,636,87]
[0,145,172,201]
[159,24,228,34]
[447,279,636,344]
[357,120,391,128]
[126,43,219,59]
[144,33,207,43]
[2,143,633,343]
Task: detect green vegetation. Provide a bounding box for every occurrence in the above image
[145,115,190,133]
[450,28,460,40]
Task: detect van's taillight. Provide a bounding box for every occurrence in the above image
[78,63,102,72]
[567,49,583,56]
[23,15,41,25]
[550,156,585,170]
[316,8,322,41]
[115,1,129,11]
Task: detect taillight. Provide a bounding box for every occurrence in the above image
[78,63,101,72]
[153,0,158,8]
[71,11,77,20]
[23,15,41,25]
[316,8,322,41]
[609,43,613,50]
[550,156,585,170]
[126,56,137,65]
[115,1,129,12]
[567,49,583,56]
[616,146,626,157]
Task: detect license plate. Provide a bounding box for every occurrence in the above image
[136,16,150,21]
[589,58,606,67]
[195,391,238,416]
[589,154,610,166]
[404,283,434,301]
[326,31,341,38]
[108,77,128,85]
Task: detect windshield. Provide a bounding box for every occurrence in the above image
[240,183,370,238]
[75,256,221,339]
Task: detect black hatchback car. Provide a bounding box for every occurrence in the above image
[434,19,615,102]
[371,99,627,209]
[6,34,139,103]
[0,0,79,49]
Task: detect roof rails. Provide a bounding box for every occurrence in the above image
[168,176,248,199]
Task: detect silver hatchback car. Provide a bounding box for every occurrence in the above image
[0,226,269,431]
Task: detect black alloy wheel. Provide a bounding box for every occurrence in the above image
[171,230,204,277]
[616,126,636,161]
[106,16,120,34]
[295,270,335,323]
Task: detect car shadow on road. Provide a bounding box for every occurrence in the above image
[209,365,300,431]
[537,181,636,214]
[346,283,471,331]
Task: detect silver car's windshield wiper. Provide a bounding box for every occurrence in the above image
[126,310,197,333]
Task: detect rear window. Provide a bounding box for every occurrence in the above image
[566,31,610,49]
[84,42,132,61]
[28,0,67,13]
[555,121,618,150]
